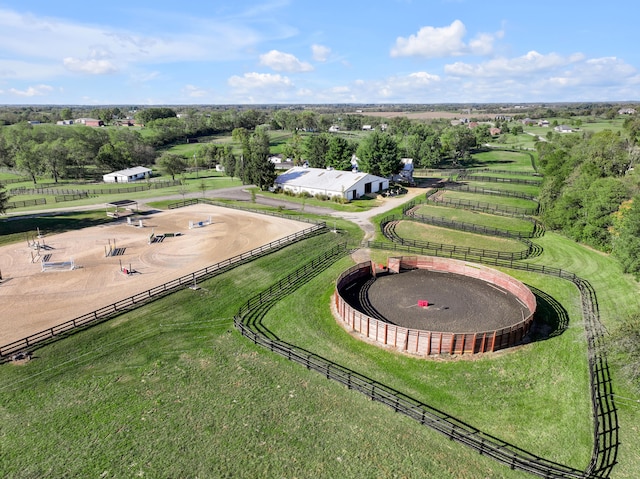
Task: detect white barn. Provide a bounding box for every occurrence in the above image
[275,166,389,201]
[103,166,152,183]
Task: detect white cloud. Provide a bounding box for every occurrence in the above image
[468,31,503,56]
[391,20,502,58]
[444,51,579,77]
[311,44,331,62]
[259,50,313,72]
[377,72,442,99]
[228,72,294,90]
[8,84,54,97]
[391,20,467,58]
[63,58,119,75]
[183,84,212,98]
[0,7,274,82]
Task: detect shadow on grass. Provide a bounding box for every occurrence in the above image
[525,285,570,343]
[1,211,114,235]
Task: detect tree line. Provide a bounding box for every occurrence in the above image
[536,117,640,277]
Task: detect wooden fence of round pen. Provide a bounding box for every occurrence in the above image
[334,256,536,356]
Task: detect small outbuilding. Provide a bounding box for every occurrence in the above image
[275,166,389,201]
[103,166,152,183]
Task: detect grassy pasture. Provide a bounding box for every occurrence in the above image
[412,204,536,234]
[457,180,541,197]
[4,173,242,214]
[393,220,527,252]
[468,150,536,172]
[439,190,539,211]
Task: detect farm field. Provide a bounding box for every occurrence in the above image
[468,150,537,172]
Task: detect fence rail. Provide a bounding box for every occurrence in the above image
[5,198,47,209]
[380,215,535,261]
[465,167,542,177]
[402,198,543,239]
[0,177,30,185]
[445,183,538,201]
[458,174,543,186]
[10,180,181,196]
[426,191,539,216]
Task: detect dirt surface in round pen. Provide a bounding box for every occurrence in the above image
[0,205,310,345]
[343,269,529,333]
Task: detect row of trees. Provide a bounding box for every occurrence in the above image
[0,123,155,183]
[536,123,640,276]
[277,121,482,170]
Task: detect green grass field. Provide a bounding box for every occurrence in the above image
[2,144,640,478]
[413,204,536,234]
[468,150,537,172]
[456,180,541,197]
[393,220,527,252]
[0,230,602,478]
[440,190,539,211]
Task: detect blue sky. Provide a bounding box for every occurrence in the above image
[1,0,639,105]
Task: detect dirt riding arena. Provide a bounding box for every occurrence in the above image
[0,205,310,345]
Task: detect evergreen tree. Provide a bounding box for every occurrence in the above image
[243,129,276,190]
[0,182,8,214]
[326,136,356,170]
[304,134,330,168]
[356,131,402,177]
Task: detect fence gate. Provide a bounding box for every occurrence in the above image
[388,257,401,273]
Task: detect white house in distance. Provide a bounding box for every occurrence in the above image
[103,166,152,183]
[275,166,389,201]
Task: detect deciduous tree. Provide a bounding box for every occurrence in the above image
[158,153,187,180]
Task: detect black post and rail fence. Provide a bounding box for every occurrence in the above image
[233,239,617,478]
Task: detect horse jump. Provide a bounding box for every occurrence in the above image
[41,257,75,272]
[189,216,212,229]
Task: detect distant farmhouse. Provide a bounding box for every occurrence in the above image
[618,108,637,115]
[76,118,104,127]
[103,166,152,183]
[554,125,573,134]
[275,166,389,201]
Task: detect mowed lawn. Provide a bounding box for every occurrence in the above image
[457,180,541,197]
[412,204,537,234]
[393,220,527,252]
[440,190,539,211]
[469,150,537,172]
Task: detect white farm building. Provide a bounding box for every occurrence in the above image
[103,166,152,183]
[275,166,389,201]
